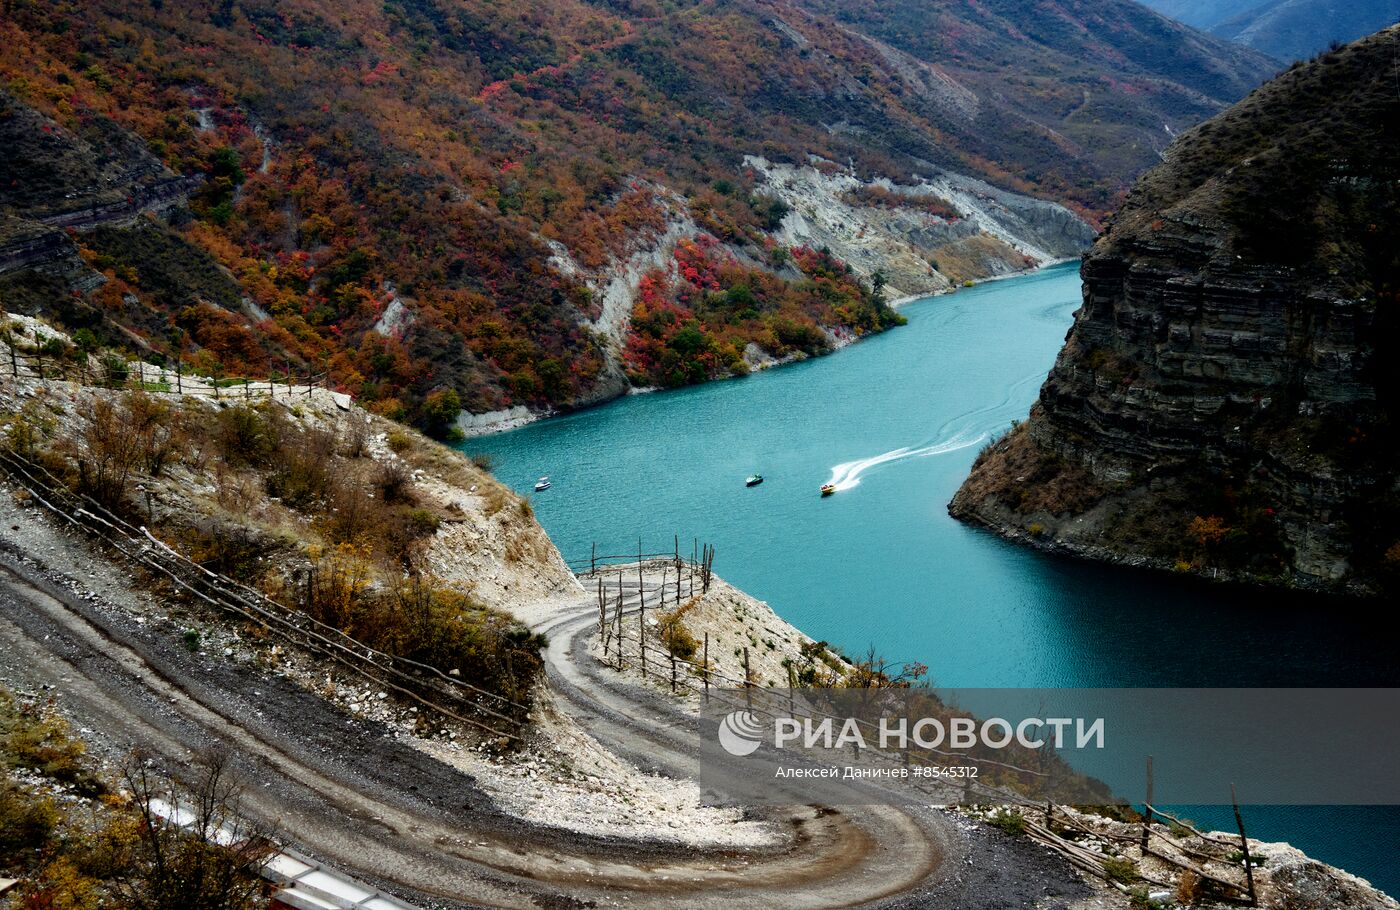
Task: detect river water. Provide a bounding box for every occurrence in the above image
[462,262,1398,893]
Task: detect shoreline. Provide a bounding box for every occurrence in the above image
[460,257,1082,438]
[557,562,1398,906]
[886,257,1080,308]
[6,347,1391,903]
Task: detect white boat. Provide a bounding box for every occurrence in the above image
[533,476,551,491]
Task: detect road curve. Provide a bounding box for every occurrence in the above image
[0,524,1084,909]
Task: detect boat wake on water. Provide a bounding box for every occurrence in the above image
[824,431,985,492]
[823,371,1047,492]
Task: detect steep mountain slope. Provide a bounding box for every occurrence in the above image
[1136,0,1276,29]
[795,0,1279,192]
[0,0,1275,429]
[950,26,1400,595]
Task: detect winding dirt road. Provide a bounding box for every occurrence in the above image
[0,502,1087,908]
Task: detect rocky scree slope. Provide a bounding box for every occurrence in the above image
[950,27,1400,595]
[746,156,1095,301]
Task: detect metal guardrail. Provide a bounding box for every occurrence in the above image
[146,796,421,910]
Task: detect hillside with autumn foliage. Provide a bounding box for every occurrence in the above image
[624,239,904,386]
[0,0,1276,432]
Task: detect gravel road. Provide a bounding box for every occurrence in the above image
[0,489,1092,908]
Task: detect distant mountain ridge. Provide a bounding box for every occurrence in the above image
[1141,0,1399,59]
[1138,0,1277,29]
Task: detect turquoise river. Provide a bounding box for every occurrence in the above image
[462,261,1398,894]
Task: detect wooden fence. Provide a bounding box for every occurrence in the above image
[584,565,1259,904]
[569,537,714,591]
[1,337,332,404]
[0,448,528,742]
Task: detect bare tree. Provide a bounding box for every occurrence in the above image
[117,750,273,910]
[76,398,145,510]
[843,645,928,689]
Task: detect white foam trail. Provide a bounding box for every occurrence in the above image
[825,432,985,491]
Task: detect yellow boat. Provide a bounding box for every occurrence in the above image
[820,483,836,497]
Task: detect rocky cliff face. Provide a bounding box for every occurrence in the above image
[950,26,1400,595]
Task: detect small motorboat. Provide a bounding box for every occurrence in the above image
[534,476,551,492]
[820,483,836,497]
[746,474,764,487]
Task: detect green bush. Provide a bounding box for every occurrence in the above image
[421,387,462,438]
[0,779,58,853]
[986,809,1026,835]
[214,406,274,466]
[100,354,130,388]
[0,690,95,790]
[1103,855,1140,884]
[657,608,700,660]
[1127,886,1169,910]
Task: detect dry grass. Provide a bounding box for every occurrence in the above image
[960,422,1105,517]
[656,597,702,660]
[930,234,1032,285]
[279,547,545,705]
[7,387,547,709]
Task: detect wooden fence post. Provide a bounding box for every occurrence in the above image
[700,543,714,593]
[674,534,681,603]
[703,633,709,703]
[615,584,623,670]
[1232,783,1256,905]
[1141,755,1154,852]
[743,647,752,710]
[636,547,647,677]
[598,577,607,656]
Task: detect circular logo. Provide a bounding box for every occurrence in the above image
[717,711,764,757]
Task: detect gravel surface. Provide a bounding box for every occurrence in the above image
[0,467,1092,907]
